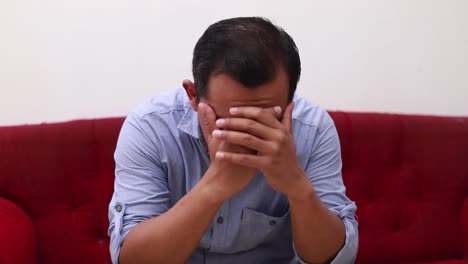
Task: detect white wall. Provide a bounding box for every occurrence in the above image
[1,0,467,126]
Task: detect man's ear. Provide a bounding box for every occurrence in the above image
[182,79,198,111]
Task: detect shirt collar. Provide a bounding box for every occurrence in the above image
[177,102,202,139]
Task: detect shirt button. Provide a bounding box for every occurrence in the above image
[217,216,224,224]
[269,220,276,226]
[115,204,122,213]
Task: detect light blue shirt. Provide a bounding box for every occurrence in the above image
[108,87,358,264]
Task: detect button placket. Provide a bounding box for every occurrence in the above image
[211,202,229,251]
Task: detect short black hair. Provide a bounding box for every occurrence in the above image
[192,17,301,102]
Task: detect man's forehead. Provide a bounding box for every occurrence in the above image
[206,71,288,99]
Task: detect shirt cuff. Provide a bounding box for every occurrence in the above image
[109,202,127,264]
[329,216,359,264]
[293,212,358,264]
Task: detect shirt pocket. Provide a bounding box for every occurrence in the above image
[234,207,290,252]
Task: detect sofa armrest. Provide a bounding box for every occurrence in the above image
[0,198,36,264]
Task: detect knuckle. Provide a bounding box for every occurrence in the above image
[240,154,250,162]
[277,132,287,143]
[265,157,275,166]
[245,120,256,132]
[271,143,281,154]
[242,134,254,144]
[253,109,262,118]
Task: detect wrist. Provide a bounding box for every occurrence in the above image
[196,180,226,208]
[286,174,318,206]
[198,165,229,205]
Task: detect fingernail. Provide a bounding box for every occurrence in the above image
[229,107,238,114]
[212,130,222,137]
[216,119,225,126]
[216,151,225,159]
[274,106,282,114]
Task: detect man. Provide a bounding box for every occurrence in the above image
[108,17,358,264]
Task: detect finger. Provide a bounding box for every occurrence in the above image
[215,151,266,169]
[281,102,295,133]
[198,103,217,140]
[270,106,282,119]
[238,106,282,119]
[229,106,282,129]
[215,117,276,140]
[212,129,272,153]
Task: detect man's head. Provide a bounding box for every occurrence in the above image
[183,16,301,118]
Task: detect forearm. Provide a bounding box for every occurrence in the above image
[119,173,224,264]
[288,175,346,264]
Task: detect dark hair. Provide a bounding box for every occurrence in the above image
[192,17,301,102]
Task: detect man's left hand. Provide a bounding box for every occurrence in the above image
[212,102,308,197]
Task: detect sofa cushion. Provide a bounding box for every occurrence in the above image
[0,198,36,264]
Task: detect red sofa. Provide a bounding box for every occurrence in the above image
[1,112,467,264]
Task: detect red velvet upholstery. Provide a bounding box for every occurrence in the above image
[0,198,36,264]
[0,118,122,264]
[0,113,467,264]
[330,112,468,264]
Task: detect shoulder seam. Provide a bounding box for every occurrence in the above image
[134,105,186,120]
[292,117,320,128]
[293,117,335,134]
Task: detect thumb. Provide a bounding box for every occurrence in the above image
[198,102,217,141]
[281,101,295,133]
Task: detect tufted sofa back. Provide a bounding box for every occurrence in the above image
[0,112,467,264]
[330,112,468,264]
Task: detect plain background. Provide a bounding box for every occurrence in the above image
[1,0,467,126]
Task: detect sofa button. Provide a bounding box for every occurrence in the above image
[115,204,122,213]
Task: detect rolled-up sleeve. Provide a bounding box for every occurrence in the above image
[108,112,170,264]
[294,213,358,264]
[295,113,358,264]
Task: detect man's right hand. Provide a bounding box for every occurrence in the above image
[198,102,257,202]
